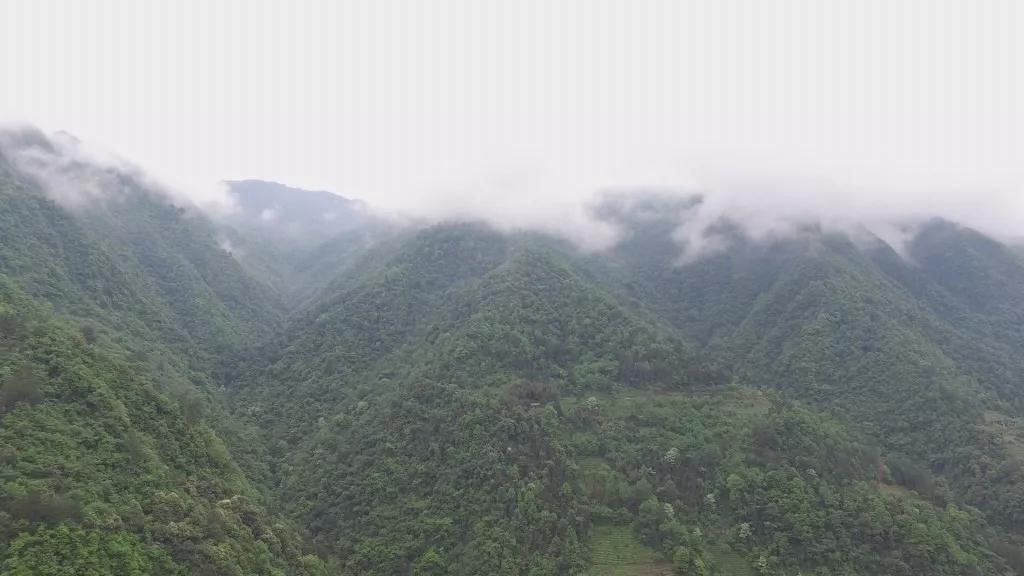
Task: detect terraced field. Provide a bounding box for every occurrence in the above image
[588,524,671,576]
[707,543,753,576]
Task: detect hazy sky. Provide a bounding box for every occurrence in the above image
[2,0,1022,245]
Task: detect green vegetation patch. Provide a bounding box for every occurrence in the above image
[588,524,671,576]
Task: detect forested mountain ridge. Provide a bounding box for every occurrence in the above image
[223,180,372,248]
[216,180,390,308]
[4,130,1024,574]
[227,217,1024,575]
[600,207,1024,537]
[0,130,330,574]
[0,277,326,575]
[0,130,284,367]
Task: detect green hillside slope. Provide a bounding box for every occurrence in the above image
[6,134,1024,574]
[0,277,325,575]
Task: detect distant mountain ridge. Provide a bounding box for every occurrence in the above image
[224,179,373,247]
[216,179,391,308]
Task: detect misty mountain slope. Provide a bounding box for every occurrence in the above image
[239,224,511,390]
[412,242,711,390]
[222,221,1024,575]
[223,224,729,573]
[0,133,329,572]
[217,180,389,306]
[0,133,284,369]
[5,159,1024,574]
[0,277,327,575]
[232,223,716,439]
[867,221,1024,408]
[75,188,285,357]
[601,218,1024,537]
[910,220,1024,319]
[224,180,372,247]
[277,226,385,307]
[0,176,189,350]
[229,225,584,573]
[723,236,991,452]
[6,130,1024,573]
[608,215,1024,424]
[589,195,809,349]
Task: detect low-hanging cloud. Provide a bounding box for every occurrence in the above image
[0,126,135,208]
[662,158,1024,260]
[4,123,1022,262]
[376,144,1024,257]
[2,1,1021,255]
[0,125,238,214]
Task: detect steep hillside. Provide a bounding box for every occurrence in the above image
[217,180,387,306]
[0,277,326,575]
[234,224,711,441]
[224,180,372,248]
[226,224,724,574]
[229,222,1020,575]
[874,220,1024,407]
[0,131,283,368]
[6,131,1024,574]
[600,202,1024,544]
[564,388,1008,575]
[0,131,326,573]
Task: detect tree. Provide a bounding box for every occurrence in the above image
[0,365,43,412]
[181,393,203,425]
[413,548,447,576]
[0,524,177,575]
[80,322,99,344]
[636,497,664,545]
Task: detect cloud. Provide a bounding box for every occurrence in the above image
[0,125,126,207]
[2,1,1021,252]
[0,125,238,213]
[372,146,1024,257]
[665,157,1024,258]
[5,122,1021,262]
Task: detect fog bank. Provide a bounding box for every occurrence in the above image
[2,1,1021,251]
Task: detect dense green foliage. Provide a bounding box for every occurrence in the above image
[567,389,1006,575]
[0,168,281,364]
[0,139,320,574]
[601,212,1024,540]
[0,277,324,574]
[6,137,1024,575]
[229,221,1024,574]
[229,225,714,573]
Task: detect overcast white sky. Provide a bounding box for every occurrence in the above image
[2,0,1022,245]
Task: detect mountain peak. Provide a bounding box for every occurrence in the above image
[222,179,373,247]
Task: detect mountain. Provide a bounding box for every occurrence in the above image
[223,180,372,247]
[217,180,388,307]
[5,132,1024,575]
[0,277,323,575]
[223,218,1024,575]
[598,201,1024,531]
[0,129,328,575]
[0,129,283,362]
